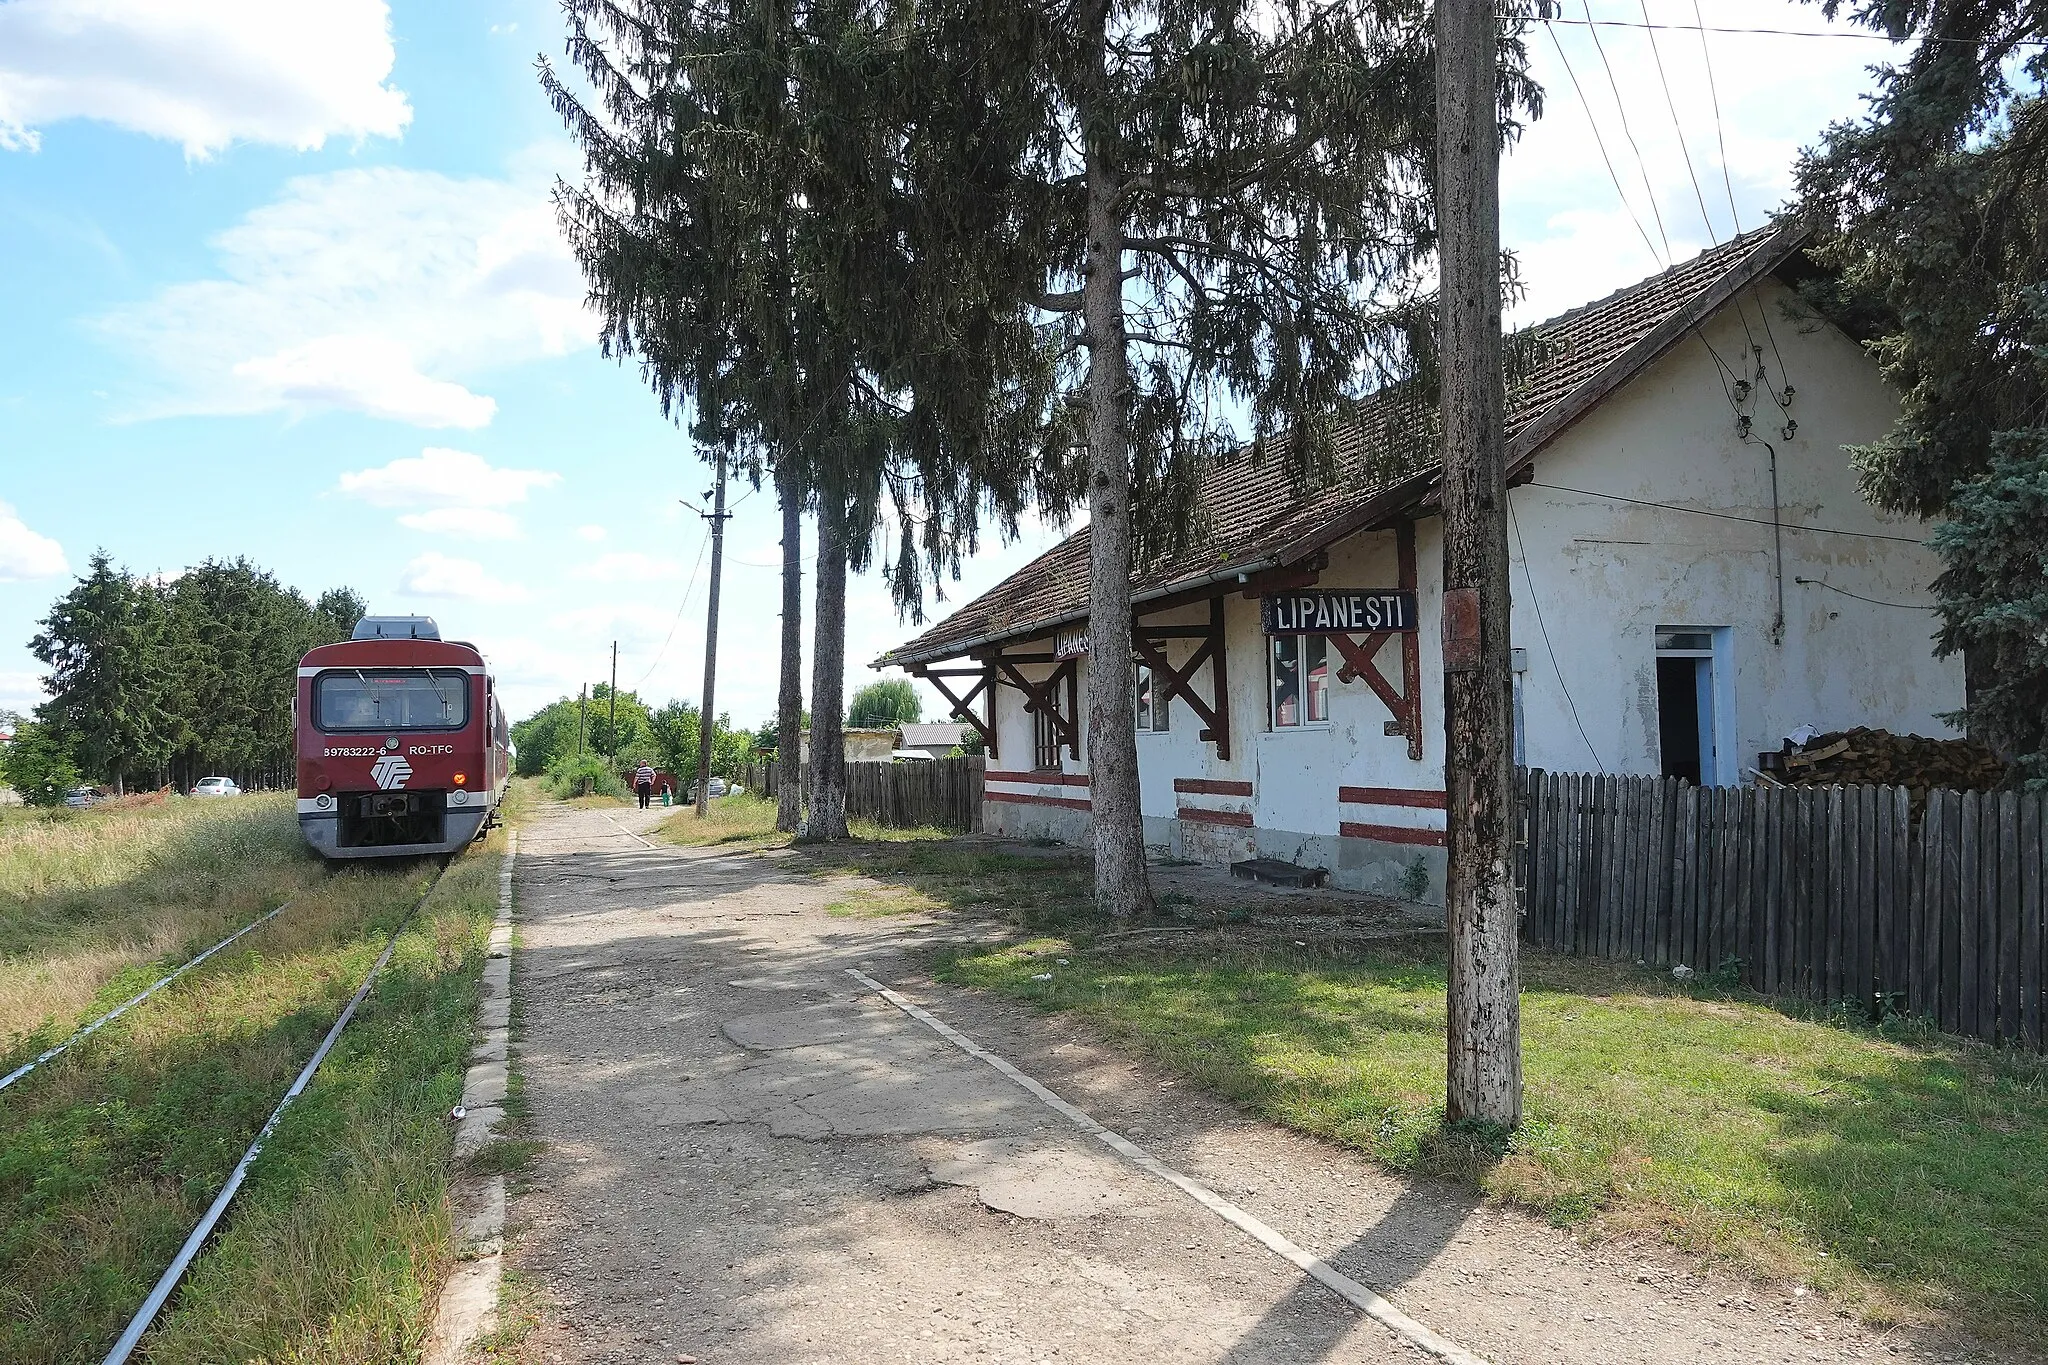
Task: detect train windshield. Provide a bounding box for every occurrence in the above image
[315,669,470,732]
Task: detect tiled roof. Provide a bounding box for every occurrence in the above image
[880,227,1801,668]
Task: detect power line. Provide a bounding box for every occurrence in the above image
[1538,17,1745,398]
[1526,480,1927,544]
[632,525,712,690]
[1527,14,2048,49]
[1576,0,1674,266]
[1509,491,1605,773]
[1539,21,1665,268]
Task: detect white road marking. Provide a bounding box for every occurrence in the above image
[597,809,658,848]
[847,966,1493,1365]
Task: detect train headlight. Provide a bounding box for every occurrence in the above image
[453,771,467,786]
[450,789,469,806]
[315,793,332,810]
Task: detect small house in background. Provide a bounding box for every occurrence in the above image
[798,727,902,764]
[896,722,968,759]
[876,227,1963,903]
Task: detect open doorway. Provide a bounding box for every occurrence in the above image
[1656,627,1727,785]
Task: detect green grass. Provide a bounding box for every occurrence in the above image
[932,931,2048,1337]
[1,794,324,1053]
[655,790,961,850]
[0,794,504,1364]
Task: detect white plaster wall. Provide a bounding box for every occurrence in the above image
[970,279,1959,887]
[1507,279,1963,780]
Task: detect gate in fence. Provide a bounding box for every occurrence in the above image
[1518,771,2046,1051]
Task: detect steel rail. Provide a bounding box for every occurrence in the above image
[100,863,449,1364]
[0,897,299,1094]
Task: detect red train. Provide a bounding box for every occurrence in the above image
[296,616,511,858]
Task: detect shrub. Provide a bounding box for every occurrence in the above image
[542,752,625,800]
[2,721,81,807]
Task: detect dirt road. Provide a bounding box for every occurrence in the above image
[501,803,2004,1365]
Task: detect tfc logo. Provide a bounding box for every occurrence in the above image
[370,754,414,790]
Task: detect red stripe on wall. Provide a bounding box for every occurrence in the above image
[1338,786,1448,809]
[1173,778,1253,796]
[987,791,1093,812]
[1339,821,1447,847]
[986,770,1092,787]
[1178,806,1255,828]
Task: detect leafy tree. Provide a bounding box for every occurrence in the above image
[32,551,173,793]
[584,683,653,766]
[1796,0,2047,774]
[1,719,79,806]
[911,0,1531,914]
[846,678,920,729]
[648,699,703,783]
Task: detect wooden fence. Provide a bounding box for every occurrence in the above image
[1518,771,2046,1051]
[742,756,984,832]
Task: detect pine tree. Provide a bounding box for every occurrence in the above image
[545,0,1057,838]
[32,551,173,793]
[1797,0,2047,774]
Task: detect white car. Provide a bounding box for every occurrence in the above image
[191,776,241,798]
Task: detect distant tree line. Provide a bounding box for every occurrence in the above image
[0,550,365,804]
[510,685,756,798]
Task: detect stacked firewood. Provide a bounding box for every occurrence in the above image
[1773,727,2006,793]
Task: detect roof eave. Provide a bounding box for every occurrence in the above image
[1266,224,1811,569]
[874,554,1284,671]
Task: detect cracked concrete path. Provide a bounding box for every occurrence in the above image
[502,802,2014,1365]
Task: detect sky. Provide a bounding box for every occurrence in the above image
[0,1,1899,728]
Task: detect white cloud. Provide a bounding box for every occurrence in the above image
[0,501,68,582]
[571,552,683,584]
[97,158,591,427]
[0,0,410,157]
[0,670,46,718]
[397,508,523,540]
[236,338,496,429]
[576,524,608,543]
[548,605,677,649]
[339,448,559,510]
[397,552,529,604]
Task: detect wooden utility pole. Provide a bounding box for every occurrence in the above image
[577,683,586,757]
[1437,0,1522,1126]
[694,446,730,818]
[608,642,618,764]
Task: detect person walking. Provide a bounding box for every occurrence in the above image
[633,760,657,809]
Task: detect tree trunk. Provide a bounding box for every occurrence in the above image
[804,492,850,841]
[1077,6,1153,919]
[1437,0,1522,1128]
[775,460,806,834]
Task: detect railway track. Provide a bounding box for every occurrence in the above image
[98,859,452,1363]
[0,852,460,1361]
[0,896,301,1094]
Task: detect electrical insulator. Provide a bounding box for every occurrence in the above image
[1782,420,1798,441]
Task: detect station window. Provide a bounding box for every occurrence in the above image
[1269,636,1329,728]
[1134,664,1170,733]
[1033,705,1063,771]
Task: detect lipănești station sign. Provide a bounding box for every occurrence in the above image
[1260,589,1418,635]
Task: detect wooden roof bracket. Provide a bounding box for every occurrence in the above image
[991,655,1081,761]
[911,663,998,762]
[1322,518,1424,761]
[1134,594,1232,761]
